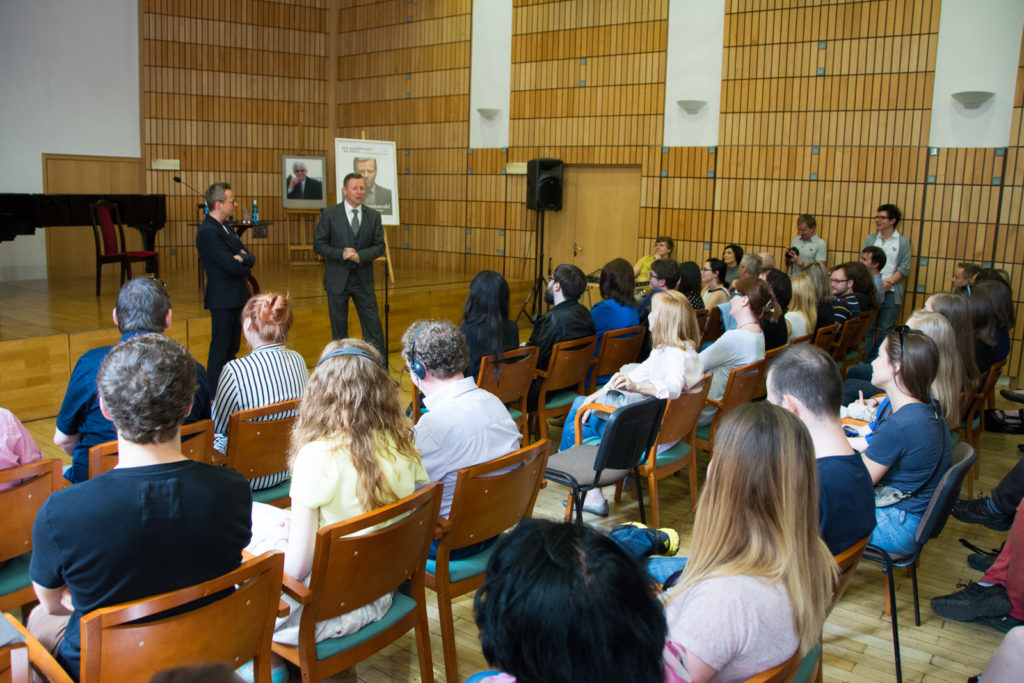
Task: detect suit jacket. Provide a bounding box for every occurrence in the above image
[364,184,393,215]
[313,202,385,294]
[195,215,254,310]
[287,177,323,200]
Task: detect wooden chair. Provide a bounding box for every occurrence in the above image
[694,308,709,339]
[812,323,838,352]
[88,419,215,479]
[587,325,645,392]
[743,647,802,682]
[0,641,29,683]
[273,484,442,683]
[702,306,724,346]
[426,440,551,683]
[851,308,878,363]
[789,333,812,346]
[694,359,766,455]
[224,399,299,506]
[618,373,713,527]
[958,358,1007,496]
[3,614,73,683]
[546,398,665,523]
[476,346,539,434]
[830,535,870,613]
[754,343,789,400]
[0,459,62,613]
[830,314,863,369]
[89,199,159,296]
[531,335,597,441]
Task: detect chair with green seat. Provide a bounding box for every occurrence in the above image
[694,359,766,455]
[273,483,442,683]
[531,335,597,441]
[0,458,62,614]
[88,419,216,479]
[616,372,712,527]
[587,325,645,392]
[476,346,538,435]
[426,440,550,683]
[812,323,838,352]
[223,399,298,507]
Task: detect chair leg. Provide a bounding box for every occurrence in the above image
[911,564,921,627]
[647,474,660,529]
[885,562,902,683]
[413,601,435,683]
[151,254,160,278]
[686,455,699,520]
[436,586,459,683]
[633,469,646,525]
[563,492,575,523]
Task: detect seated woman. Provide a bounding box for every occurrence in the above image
[700,258,729,309]
[786,273,817,341]
[559,290,703,515]
[590,257,641,385]
[663,402,836,682]
[697,278,774,426]
[0,407,44,491]
[472,518,691,683]
[803,262,836,332]
[851,328,952,555]
[460,270,520,382]
[212,293,309,490]
[246,339,428,650]
[634,235,674,280]
[676,262,705,312]
[722,243,743,286]
[761,269,791,350]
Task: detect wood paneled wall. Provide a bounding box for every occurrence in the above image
[138,0,1024,375]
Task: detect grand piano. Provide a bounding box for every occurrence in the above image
[0,193,166,250]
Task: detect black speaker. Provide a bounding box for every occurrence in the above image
[526,158,563,211]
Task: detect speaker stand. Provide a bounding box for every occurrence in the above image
[515,209,547,325]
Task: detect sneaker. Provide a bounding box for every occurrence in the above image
[968,553,996,573]
[614,522,679,556]
[971,613,1024,633]
[931,583,1011,622]
[951,497,1014,532]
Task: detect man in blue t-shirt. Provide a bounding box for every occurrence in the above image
[53,277,211,483]
[29,335,252,681]
[767,343,876,555]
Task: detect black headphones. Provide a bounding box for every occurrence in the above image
[408,325,426,380]
[316,346,378,367]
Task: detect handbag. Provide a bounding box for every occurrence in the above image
[873,401,946,508]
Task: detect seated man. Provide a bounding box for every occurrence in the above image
[766,343,876,554]
[403,319,521,532]
[29,335,252,680]
[54,278,212,483]
[860,246,887,306]
[638,258,680,325]
[829,263,862,331]
[633,235,673,280]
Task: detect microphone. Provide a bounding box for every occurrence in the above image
[173,176,209,219]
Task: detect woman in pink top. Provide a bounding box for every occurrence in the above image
[0,407,44,491]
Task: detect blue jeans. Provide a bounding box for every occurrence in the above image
[867,290,898,360]
[871,505,922,556]
[558,395,609,451]
[609,527,688,587]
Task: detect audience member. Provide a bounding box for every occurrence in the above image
[676,261,705,312]
[860,245,887,304]
[953,456,1023,532]
[700,258,729,309]
[53,277,211,483]
[473,519,691,683]
[758,251,776,270]
[0,407,44,491]
[844,260,878,313]
[722,244,743,285]
[924,292,983,381]
[460,270,520,383]
[786,273,817,341]
[786,214,826,273]
[761,268,791,350]
[29,335,251,680]
[559,290,704,515]
[767,344,876,554]
[829,263,862,331]
[804,262,836,332]
[737,252,763,283]
[697,278,773,426]
[634,235,674,280]
[952,262,981,291]
[862,203,911,359]
[664,402,836,681]
[593,257,641,344]
[212,293,309,491]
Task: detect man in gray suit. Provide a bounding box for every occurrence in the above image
[313,173,386,360]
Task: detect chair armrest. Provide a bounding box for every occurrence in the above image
[435,516,452,540]
[574,402,616,445]
[705,397,723,409]
[3,614,74,683]
[281,572,313,605]
[277,598,291,618]
[534,367,548,379]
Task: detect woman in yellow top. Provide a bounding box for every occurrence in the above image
[634,235,674,280]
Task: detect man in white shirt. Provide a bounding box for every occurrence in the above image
[861,203,911,358]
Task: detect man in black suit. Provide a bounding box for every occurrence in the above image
[196,182,255,390]
[286,161,323,200]
[313,172,386,360]
[354,157,393,215]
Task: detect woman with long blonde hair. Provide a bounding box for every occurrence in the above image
[665,402,837,682]
[786,273,818,341]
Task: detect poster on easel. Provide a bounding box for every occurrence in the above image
[334,138,399,225]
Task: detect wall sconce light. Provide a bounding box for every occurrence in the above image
[676,99,707,114]
[951,91,995,109]
[477,108,501,120]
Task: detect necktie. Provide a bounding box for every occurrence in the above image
[350,208,360,238]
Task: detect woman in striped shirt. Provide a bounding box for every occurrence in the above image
[213,292,309,489]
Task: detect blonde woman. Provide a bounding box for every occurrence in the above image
[665,402,837,682]
[246,339,428,650]
[803,262,836,332]
[559,290,704,515]
[786,274,818,341]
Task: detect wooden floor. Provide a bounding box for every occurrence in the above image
[5,268,1019,682]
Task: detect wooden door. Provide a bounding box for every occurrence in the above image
[544,166,641,276]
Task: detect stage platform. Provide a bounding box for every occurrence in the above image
[0,263,536,422]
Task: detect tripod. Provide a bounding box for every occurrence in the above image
[515,209,548,325]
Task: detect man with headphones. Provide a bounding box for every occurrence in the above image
[401,320,521,531]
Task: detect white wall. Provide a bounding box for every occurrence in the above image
[663,0,725,147]
[469,0,513,150]
[0,0,140,280]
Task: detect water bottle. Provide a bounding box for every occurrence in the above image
[252,200,259,223]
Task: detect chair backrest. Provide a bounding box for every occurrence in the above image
[0,642,30,683]
[789,333,812,345]
[88,419,216,479]
[830,535,869,611]
[710,359,766,440]
[743,648,802,682]
[442,440,551,552]
[755,344,789,398]
[694,308,709,339]
[477,346,538,405]
[589,326,645,390]
[305,483,442,625]
[591,398,666,472]
[0,459,61,564]
[812,323,838,351]
[966,357,1008,422]
[538,336,597,394]
[89,200,124,256]
[79,552,284,683]
[702,306,724,345]
[224,399,299,479]
[652,373,713,449]
[913,442,977,547]
[830,315,863,360]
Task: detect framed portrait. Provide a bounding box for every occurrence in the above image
[281,154,328,209]
[334,138,399,225]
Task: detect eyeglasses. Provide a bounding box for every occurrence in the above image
[701,266,713,272]
[829,277,850,285]
[875,214,891,221]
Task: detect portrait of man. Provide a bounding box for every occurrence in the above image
[354,156,393,215]
[286,161,323,200]
[281,155,327,209]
